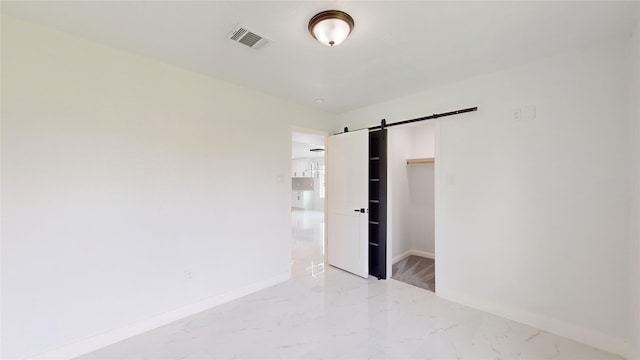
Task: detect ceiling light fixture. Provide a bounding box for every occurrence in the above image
[308,10,355,47]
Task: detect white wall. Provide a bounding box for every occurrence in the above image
[336,36,636,356]
[630,11,640,360]
[387,127,412,262]
[410,122,436,159]
[1,16,335,359]
[408,122,436,255]
[408,165,435,255]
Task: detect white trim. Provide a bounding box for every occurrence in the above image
[437,286,632,359]
[392,250,412,264]
[434,118,443,297]
[392,249,435,264]
[409,250,435,259]
[28,272,291,360]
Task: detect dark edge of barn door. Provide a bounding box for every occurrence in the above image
[368,129,387,279]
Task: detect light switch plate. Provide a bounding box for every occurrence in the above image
[447,173,456,185]
[522,105,536,120]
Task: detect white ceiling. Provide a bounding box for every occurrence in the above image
[292,141,325,159]
[292,132,324,159]
[2,1,638,113]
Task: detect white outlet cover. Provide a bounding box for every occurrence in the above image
[512,108,522,121]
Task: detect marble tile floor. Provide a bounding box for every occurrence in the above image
[392,255,436,292]
[79,210,620,359]
[80,269,620,359]
[290,209,326,278]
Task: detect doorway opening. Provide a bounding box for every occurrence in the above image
[291,130,326,278]
[387,121,436,292]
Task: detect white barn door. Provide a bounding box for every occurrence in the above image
[327,130,369,278]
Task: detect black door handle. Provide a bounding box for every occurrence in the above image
[353,208,365,213]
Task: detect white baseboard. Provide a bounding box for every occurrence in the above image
[392,250,412,264]
[28,272,291,360]
[392,249,435,264]
[410,250,435,259]
[437,286,632,359]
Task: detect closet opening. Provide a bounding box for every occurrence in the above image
[328,107,475,286]
[387,121,436,292]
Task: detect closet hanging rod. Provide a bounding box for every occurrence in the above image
[407,158,434,165]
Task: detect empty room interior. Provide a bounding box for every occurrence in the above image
[2,1,640,359]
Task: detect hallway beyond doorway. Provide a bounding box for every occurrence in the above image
[291,130,326,279]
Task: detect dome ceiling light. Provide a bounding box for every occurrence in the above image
[308,10,355,47]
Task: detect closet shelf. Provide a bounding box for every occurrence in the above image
[406,158,435,166]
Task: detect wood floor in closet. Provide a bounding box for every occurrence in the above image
[392,255,435,292]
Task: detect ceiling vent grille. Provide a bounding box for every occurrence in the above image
[227,24,269,49]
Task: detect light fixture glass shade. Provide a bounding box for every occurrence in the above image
[308,10,354,47]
